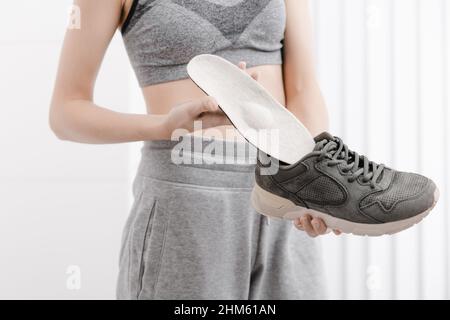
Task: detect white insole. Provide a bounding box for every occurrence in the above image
[187,54,314,164]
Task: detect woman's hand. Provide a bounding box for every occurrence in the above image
[164,61,260,138]
[294,214,342,237]
[164,96,230,136]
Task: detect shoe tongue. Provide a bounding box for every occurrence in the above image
[314,132,334,143]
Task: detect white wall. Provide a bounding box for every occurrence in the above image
[0,0,448,299]
[314,0,450,299]
[0,0,135,299]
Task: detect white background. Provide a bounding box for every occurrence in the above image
[0,0,448,299]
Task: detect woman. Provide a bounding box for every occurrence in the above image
[50,0,338,299]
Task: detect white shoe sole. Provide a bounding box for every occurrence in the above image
[187,54,315,165]
[251,183,440,236]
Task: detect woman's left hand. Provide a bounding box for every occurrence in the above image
[293,214,342,237]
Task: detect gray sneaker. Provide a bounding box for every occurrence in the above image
[252,132,439,236]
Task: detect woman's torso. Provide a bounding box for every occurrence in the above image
[121,0,286,140]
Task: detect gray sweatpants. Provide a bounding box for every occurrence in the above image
[116,137,325,300]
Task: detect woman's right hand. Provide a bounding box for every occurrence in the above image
[163,61,259,138]
[163,96,230,137]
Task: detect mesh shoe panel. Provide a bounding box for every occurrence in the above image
[297,176,345,204]
[360,172,428,211]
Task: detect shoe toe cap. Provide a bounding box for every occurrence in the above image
[360,175,438,223]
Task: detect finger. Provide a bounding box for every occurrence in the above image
[201,113,230,128]
[311,218,327,235]
[250,71,260,81]
[333,229,342,235]
[238,61,247,70]
[189,96,218,116]
[293,218,304,231]
[203,96,218,112]
[300,215,317,238]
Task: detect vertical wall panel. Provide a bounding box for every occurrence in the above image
[341,0,368,300]
[366,0,394,300]
[444,0,450,300]
[315,0,346,299]
[314,0,449,299]
[419,0,446,299]
[317,0,345,135]
[392,0,421,300]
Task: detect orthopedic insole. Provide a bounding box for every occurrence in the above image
[187,54,315,164]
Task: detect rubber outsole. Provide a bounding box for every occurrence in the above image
[251,183,440,236]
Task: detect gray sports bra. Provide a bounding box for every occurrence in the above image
[121,0,286,87]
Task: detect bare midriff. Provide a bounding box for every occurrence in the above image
[141,64,286,141]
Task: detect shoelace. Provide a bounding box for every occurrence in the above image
[313,137,385,189]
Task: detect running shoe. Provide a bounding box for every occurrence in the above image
[252,132,439,236]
